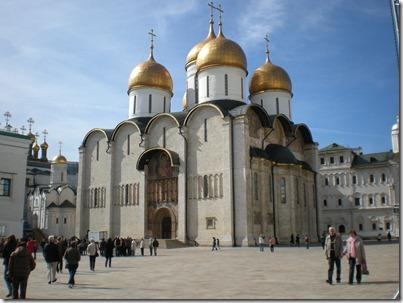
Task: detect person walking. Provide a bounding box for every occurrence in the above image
[216,238,220,250]
[258,234,265,252]
[153,238,159,256]
[8,241,36,299]
[290,234,295,247]
[2,235,17,297]
[321,232,326,250]
[131,238,137,256]
[295,234,300,247]
[139,238,144,256]
[344,229,366,285]
[325,226,343,284]
[104,238,114,267]
[387,231,392,242]
[304,235,310,249]
[64,241,80,288]
[99,239,106,257]
[148,237,154,256]
[269,236,275,253]
[211,237,217,251]
[86,239,98,271]
[43,236,59,284]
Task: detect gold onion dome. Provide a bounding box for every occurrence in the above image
[32,141,40,151]
[52,154,67,164]
[196,26,247,73]
[249,54,292,96]
[128,54,173,95]
[41,141,48,149]
[186,21,216,68]
[27,132,36,142]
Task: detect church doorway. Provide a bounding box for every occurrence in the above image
[152,207,175,239]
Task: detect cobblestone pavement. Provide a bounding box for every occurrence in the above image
[0,243,399,300]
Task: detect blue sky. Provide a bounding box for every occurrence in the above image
[0,0,399,161]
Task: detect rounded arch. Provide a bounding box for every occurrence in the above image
[82,128,111,147]
[136,147,180,171]
[294,123,314,144]
[230,104,272,128]
[152,207,177,239]
[272,114,293,137]
[144,113,181,134]
[183,103,225,126]
[111,120,142,141]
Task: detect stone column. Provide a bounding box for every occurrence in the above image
[75,146,87,238]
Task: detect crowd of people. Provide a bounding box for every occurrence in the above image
[0,227,377,299]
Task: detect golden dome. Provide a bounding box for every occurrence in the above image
[41,141,48,149]
[27,132,36,142]
[32,142,40,151]
[249,56,292,96]
[52,154,67,164]
[196,29,247,73]
[182,91,187,110]
[186,22,216,68]
[128,55,173,95]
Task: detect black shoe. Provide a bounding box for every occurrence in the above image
[336,279,341,283]
[6,293,12,298]
[48,281,51,284]
[52,278,57,283]
[326,280,332,285]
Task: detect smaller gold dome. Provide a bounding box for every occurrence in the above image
[186,22,216,68]
[128,55,173,94]
[41,141,48,149]
[32,142,40,151]
[196,30,247,73]
[249,56,292,96]
[182,91,187,110]
[52,154,67,164]
[27,132,36,142]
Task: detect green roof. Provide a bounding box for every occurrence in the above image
[0,130,31,141]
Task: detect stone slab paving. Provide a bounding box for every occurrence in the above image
[0,243,399,300]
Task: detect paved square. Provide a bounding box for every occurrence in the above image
[1,243,399,300]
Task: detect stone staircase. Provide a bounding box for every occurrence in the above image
[157,239,189,249]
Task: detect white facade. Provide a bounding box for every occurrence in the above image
[185,63,198,109]
[250,90,292,119]
[50,162,68,186]
[198,66,246,103]
[128,87,172,118]
[392,115,399,153]
[317,143,400,238]
[0,131,30,238]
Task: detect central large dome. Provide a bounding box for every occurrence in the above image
[196,31,247,73]
[128,56,173,94]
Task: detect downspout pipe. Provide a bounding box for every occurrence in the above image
[230,115,236,247]
[179,126,188,244]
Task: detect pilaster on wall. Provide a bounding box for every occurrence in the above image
[177,128,187,242]
[75,147,87,238]
[106,141,114,238]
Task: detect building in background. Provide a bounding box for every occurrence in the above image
[0,130,31,238]
[317,116,400,238]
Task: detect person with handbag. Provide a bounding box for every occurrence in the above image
[344,229,367,284]
[86,239,98,271]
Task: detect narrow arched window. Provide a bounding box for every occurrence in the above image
[280,177,286,203]
[260,99,263,107]
[127,134,130,155]
[206,76,210,97]
[254,172,259,201]
[61,172,64,183]
[203,175,209,198]
[241,78,244,99]
[382,173,386,182]
[276,98,279,114]
[370,174,374,183]
[224,74,228,96]
[133,95,136,114]
[149,94,152,113]
[163,127,166,148]
[125,184,129,205]
[163,96,166,112]
[195,77,199,103]
[94,188,98,207]
[204,119,207,142]
[96,141,99,161]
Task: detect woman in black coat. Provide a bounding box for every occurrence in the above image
[104,238,114,268]
[2,235,17,297]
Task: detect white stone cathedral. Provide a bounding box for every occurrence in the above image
[76,10,319,246]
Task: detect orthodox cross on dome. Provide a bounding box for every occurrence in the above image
[58,141,63,155]
[42,129,48,142]
[208,2,223,30]
[20,125,26,135]
[148,29,157,60]
[27,117,34,133]
[207,1,214,23]
[35,132,40,141]
[264,33,270,62]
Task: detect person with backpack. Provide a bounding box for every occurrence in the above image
[86,239,98,271]
[64,241,81,288]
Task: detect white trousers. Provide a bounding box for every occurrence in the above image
[47,262,57,282]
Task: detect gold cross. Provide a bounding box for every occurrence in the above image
[27,117,34,132]
[148,29,156,58]
[208,2,223,24]
[42,129,48,141]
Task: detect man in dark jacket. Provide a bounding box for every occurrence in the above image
[43,236,59,284]
[2,235,17,297]
[8,242,36,299]
[64,241,81,288]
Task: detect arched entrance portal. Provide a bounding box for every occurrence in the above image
[152,207,176,239]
